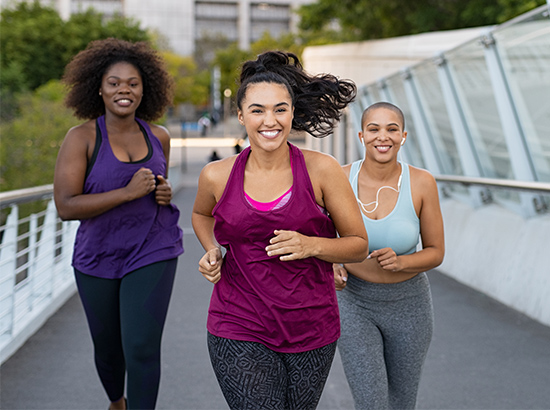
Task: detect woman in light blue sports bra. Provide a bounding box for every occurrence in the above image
[334,102,445,410]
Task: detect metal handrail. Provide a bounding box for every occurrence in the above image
[0,185,54,209]
[434,175,550,193]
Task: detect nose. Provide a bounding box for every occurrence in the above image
[377,130,390,140]
[117,83,131,94]
[263,110,277,127]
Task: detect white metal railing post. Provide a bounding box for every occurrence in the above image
[0,206,19,340]
[348,102,364,164]
[28,213,38,312]
[1,187,79,364]
[39,201,57,302]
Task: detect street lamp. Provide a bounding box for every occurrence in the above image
[223,88,232,138]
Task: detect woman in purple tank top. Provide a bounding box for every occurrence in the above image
[192,51,369,410]
[54,39,183,410]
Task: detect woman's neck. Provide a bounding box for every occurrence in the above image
[104,112,138,134]
[247,143,291,172]
[361,159,401,184]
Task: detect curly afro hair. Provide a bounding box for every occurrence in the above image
[62,38,174,122]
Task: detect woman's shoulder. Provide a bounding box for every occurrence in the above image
[341,163,352,178]
[145,122,170,146]
[63,120,96,145]
[408,165,438,192]
[199,155,238,184]
[301,148,341,171]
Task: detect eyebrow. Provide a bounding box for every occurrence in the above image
[106,76,140,81]
[366,122,400,127]
[247,102,290,109]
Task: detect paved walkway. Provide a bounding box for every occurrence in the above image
[2,143,550,410]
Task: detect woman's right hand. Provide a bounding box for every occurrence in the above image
[199,247,223,284]
[125,167,157,200]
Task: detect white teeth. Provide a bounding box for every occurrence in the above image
[261,131,278,137]
[118,99,131,103]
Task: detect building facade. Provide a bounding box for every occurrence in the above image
[2,0,314,56]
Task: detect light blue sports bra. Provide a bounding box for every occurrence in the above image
[349,161,420,255]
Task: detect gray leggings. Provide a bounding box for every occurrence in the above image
[337,272,433,410]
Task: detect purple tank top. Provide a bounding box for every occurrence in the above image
[72,115,183,278]
[209,143,339,352]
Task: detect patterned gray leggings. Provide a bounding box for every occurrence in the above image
[207,332,337,410]
[338,272,434,410]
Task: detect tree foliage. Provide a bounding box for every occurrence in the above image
[0,1,67,93]
[0,0,149,95]
[0,81,75,191]
[297,0,547,43]
[162,52,210,107]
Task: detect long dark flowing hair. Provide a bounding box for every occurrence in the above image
[237,51,357,138]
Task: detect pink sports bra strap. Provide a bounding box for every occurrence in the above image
[244,187,293,211]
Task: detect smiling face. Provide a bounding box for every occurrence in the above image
[237,82,294,153]
[99,61,143,118]
[359,107,407,163]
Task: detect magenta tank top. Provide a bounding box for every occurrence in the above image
[209,143,339,352]
[72,115,183,278]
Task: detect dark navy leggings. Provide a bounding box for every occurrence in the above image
[74,259,177,410]
[207,332,337,410]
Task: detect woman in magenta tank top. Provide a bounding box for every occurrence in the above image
[54,39,183,410]
[192,51,369,410]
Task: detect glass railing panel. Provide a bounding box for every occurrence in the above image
[384,74,426,169]
[492,7,550,182]
[411,61,461,175]
[365,84,382,104]
[445,39,512,180]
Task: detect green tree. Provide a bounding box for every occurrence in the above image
[297,0,547,43]
[212,43,252,100]
[62,9,148,64]
[0,81,75,191]
[0,1,66,92]
[162,52,210,107]
[250,32,304,58]
[0,1,150,94]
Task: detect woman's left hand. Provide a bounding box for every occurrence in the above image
[155,175,172,205]
[333,263,348,290]
[368,247,402,272]
[266,230,312,261]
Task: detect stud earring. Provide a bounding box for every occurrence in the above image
[99,91,102,96]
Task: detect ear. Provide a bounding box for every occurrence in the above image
[400,131,408,146]
[237,111,244,125]
[358,131,364,145]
